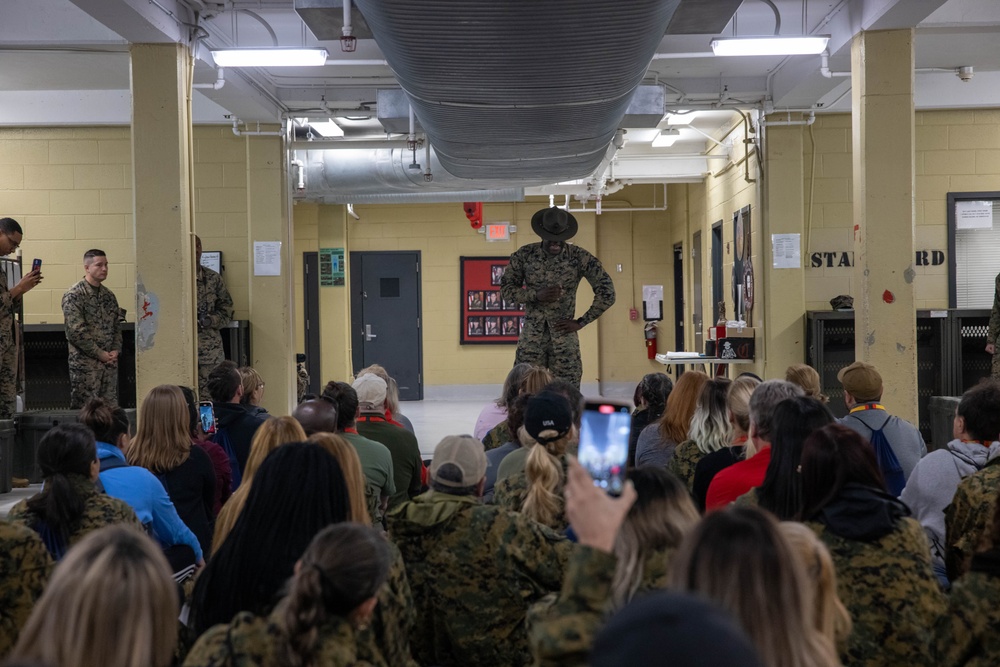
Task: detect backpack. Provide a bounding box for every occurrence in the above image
[851,413,906,496]
[211,428,242,492]
[94,455,130,494]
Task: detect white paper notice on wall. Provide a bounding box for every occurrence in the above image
[642,284,663,321]
[771,233,801,269]
[955,200,994,230]
[253,241,282,276]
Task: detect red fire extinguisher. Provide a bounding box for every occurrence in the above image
[644,322,658,360]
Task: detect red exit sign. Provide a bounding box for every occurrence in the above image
[485,223,510,242]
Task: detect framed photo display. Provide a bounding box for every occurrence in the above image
[460,256,525,345]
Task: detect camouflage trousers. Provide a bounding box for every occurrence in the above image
[993,351,1000,380]
[69,355,118,409]
[515,329,582,388]
[198,341,225,401]
[0,343,15,419]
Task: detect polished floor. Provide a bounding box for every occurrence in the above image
[0,398,493,518]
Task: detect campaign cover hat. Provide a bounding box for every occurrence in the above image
[531,207,578,242]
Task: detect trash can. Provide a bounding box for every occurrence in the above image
[0,419,14,494]
[14,410,80,483]
[928,396,960,452]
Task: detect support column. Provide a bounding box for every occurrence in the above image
[247,133,296,414]
[851,29,918,423]
[130,44,198,402]
[762,122,806,377]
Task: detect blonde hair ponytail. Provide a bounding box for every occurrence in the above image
[522,427,573,528]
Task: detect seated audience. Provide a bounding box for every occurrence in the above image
[180,386,232,515]
[475,362,533,440]
[753,396,835,518]
[786,363,829,404]
[80,397,203,571]
[357,363,413,432]
[937,485,1000,666]
[353,373,422,509]
[307,432,375,524]
[211,416,307,552]
[494,390,578,531]
[387,435,573,666]
[705,380,803,510]
[484,366,554,450]
[496,378,583,483]
[8,423,140,559]
[947,449,1000,580]
[238,366,268,416]
[668,378,732,489]
[837,360,926,490]
[206,360,269,482]
[0,521,52,657]
[127,385,215,557]
[692,374,760,510]
[635,371,708,468]
[629,372,673,469]
[9,525,178,667]
[322,381,397,525]
[483,393,529,502]
[799,424,945,666]
[902,380,1000,584]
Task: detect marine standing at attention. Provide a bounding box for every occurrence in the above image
[0,217,43,419]
[62,249,122,407]
[501,207,615,388]
[196,235,234,400]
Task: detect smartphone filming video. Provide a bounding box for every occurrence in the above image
[199,401,217,436]
[578,400,631,496]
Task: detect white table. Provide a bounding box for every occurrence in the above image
[654,354,755,377]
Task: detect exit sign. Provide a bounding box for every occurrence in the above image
[485,222,511,242]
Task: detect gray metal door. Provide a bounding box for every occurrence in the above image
[349,251,423,400]
[302,252,321,394]
[693,231,703,355]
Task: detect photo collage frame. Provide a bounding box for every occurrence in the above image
[460,256,525,345]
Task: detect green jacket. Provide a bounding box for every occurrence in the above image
[0,520,53,657]
[387,490,574,667]
[937,561,1000,667]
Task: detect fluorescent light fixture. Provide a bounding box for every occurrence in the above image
[651,129,680,148]
[710,35,830,57]
[310,120,344,138]
[211,47,329,67]
[666,110,698,126]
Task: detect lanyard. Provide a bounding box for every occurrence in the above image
[357,415,387,424]
[962,439,995,448]
[850,403,885,414]
[344,427,358,434]
[731,435,748,445]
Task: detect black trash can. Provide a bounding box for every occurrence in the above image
[928,396,961,452]
[0,419,14,494]
[14,410,80,483]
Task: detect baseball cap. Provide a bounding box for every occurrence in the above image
[524,390,573,444]
[837,361,882,402]
[430,435,487,488]
[352,373,387,406]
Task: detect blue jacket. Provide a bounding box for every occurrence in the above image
[96,441,203,561]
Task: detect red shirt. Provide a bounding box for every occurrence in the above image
[704,446,771,511]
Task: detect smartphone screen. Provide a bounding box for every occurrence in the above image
[198,401,217,435]
[578,400,632,495]
[31,258,41,271]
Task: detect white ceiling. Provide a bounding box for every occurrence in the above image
[0,0,997,193]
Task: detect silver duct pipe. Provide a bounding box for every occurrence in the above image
[313,190,524,205]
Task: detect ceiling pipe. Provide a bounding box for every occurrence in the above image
[763,111,816,126]
[290,139,412,149]
[193,67,225,90]
[820,52,850,78]
[231,118,284,136]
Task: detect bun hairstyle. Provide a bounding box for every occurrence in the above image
[25,423,98,545]
[283,524,391,666]
[79,398,131,446]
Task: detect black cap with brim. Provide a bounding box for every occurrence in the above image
[531,207,578,242]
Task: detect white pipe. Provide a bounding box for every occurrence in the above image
[686,125,728,148]
[423,138,432,181]
[291,158,305,190]
[231,118,283,136]
[193,67,225,90]
[347,203,360,220]
[820,52,850,78]
[549,194,555,207]
[324,59,388,66]
[564,184,668,214]
[290,139,411,149]
[408,106,416,144]
[763,111,816,127]
[342,0,353,40]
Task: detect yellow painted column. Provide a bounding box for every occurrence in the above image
[130,43,198,402]
[317,205,353,383]
[851,29,918,423]
[247,133,296,414]
[762,122,807,377]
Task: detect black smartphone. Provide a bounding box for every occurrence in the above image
[31,258,41,272]
[578,400,632,495]
[199,401,217,435]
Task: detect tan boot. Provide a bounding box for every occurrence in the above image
[11,477,29,488]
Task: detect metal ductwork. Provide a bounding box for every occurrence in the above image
[294,147,525,204]
[352,0,682,183]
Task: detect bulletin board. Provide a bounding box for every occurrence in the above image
[460,256,525,345]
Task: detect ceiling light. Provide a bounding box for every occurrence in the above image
[210,47,329,67]
[710,35,830,57]
[310,120,344,138]
[666,111,698,126]
[651,129,680,148]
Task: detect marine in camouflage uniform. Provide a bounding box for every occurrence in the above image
[945,457,1000,580]
[482,418,512,451]
[808,516,946,667]
[0,219,43,419]
[7,474,142,554]
[0,520,53,657]
[296,360,310,403]
[61,250,122,408]
[501,208,615,388]
[358,539,419,667]
[988,273,1000,379]
[387,489,574,666]
[936,551,1000,667]
[527,544,675,667]
[183,606,374,667]
[493,454,570,532]
[196,237,234,400]
[667,439,708,490]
